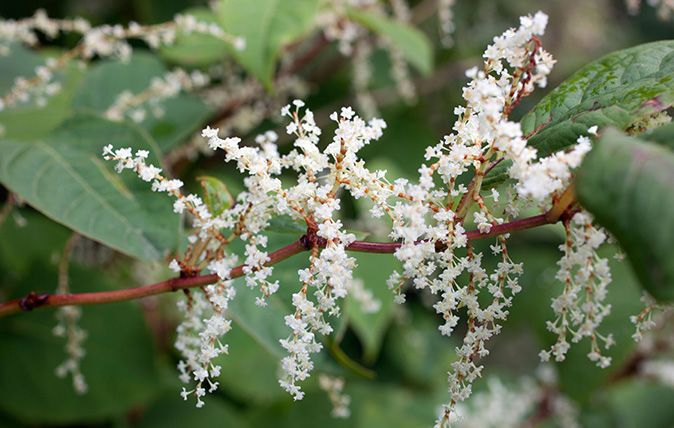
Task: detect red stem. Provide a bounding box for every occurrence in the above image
[0,212,561,318]
[0,241,305,317]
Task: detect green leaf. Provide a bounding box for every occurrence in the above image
[139,394,248,428]
[0,43,42,94]
[159,8,231,67]
[351,383,439,428]
[0,44,85,140]
[643,121,674,150]
[214,0,320,89]
[485,40,674,187]
[227,283,289,359]
[73,53,212,152]
[213,315,288,404]
[198,176,233,216]
[245,381,437,428]
[346,252,400,363]
[347,8,433,75]
[267,214,307,235]
[595,380,674,428]
[576,129,674,301]
[0,266,163,424]
[0,212,70,278]
[385,304,457,388]
[0,115,179,261]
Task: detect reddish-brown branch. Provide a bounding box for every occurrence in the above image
[0,240,306,317]
[345,214,549,254]
[0,199,576,318]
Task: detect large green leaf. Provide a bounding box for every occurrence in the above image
[214,0,319,89]
[0,44,85,140]
[159,8,232,67]
[73,53,212,152]
[0,115,179,261]
[576,129,674,301]
[0,266,163,424]
[347,8,433,75]
[485,40,674,187]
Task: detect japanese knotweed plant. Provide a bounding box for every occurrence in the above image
[101,13,610,422]
[2,5,674,428]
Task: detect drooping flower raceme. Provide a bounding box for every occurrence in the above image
[105,68,211,123]
[539,211,614,368]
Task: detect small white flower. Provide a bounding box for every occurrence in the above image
[169,259,181,273]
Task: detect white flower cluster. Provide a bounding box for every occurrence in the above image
[641,359,674,386]
[348,12,559,424]
[78,13,243,61]
[53,306,88,394]
[102,145,252,406]
[631,293,660,342]
[174,13,245,51]
[627,298,674,392]
[0,56,64,110]
[101,140,243,313]
[630,292,674,348]
[627,0,674,20]
[438,0,457,47]
[176,272,236,407]
[0,9,90,52]
[101,11,619,424]
[513,133,593,202]
[387,0,415,102]
[385,38,416,102]
[317,0,416,107]
[0,10,243,111]
[105,68,210,123]
[352,39,378,118]
[103,146,180,189]
[347,278,382,313]
[318,374,351,418]
[105,99,388,403]
[203,102,385,400]
[540,211,614,368]
[317,0,377,56]
[452,365,579,428]
[450,377,540,428]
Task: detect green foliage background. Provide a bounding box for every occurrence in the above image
[1,0,674,427]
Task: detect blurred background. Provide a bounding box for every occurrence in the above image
[1,1,674,427]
